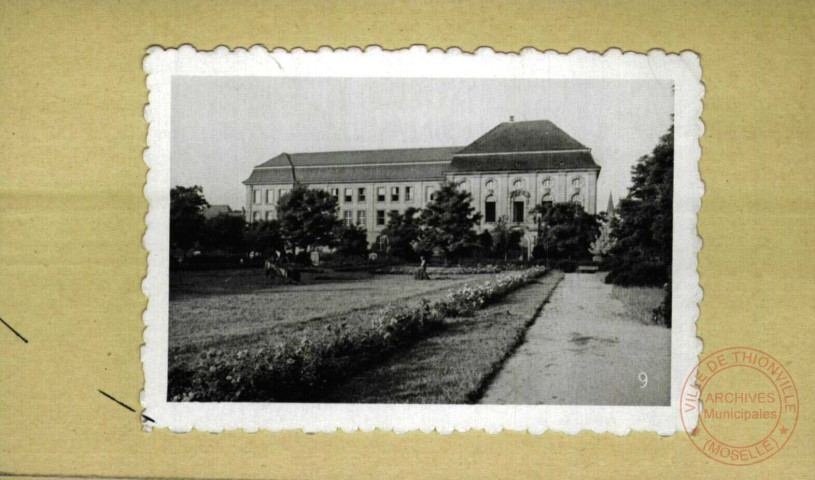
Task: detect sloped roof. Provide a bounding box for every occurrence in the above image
[203,204,233,218]
[255,146,462,168]
[447,151,600,173]
[244,162,449,185]
[457,120,588,155]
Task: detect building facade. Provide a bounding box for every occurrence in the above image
[243,120,601,246]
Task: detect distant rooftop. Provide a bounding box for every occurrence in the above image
[244,120,599,185]
[456,120,589,155]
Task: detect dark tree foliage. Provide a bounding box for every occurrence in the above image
[333,223,369,257]
[170,185,209,250]
[416,182,482,261]
[277,184,342,252]
[476,230,494,257]
[531,202,599,261]
[608,125,673,288]
[203,214,246,252]
[244,220,284,257]
[490,216,523,261]
[382,207,422,261]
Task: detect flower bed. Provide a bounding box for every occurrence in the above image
[168,267,547,402]
[376,264,531,275]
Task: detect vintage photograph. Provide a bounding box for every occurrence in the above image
[143,48,702,432]
[167,75,674,405]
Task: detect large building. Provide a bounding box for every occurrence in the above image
[243,119,601,246]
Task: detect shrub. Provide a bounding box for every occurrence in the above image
[612,262,667,287]
[555,259,577,273]
[652,288,672,328]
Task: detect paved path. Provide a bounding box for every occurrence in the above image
[480,273,671,406]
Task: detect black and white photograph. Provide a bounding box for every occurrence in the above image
[143,48,703,432]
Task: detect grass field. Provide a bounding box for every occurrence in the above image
[169,269,495,362]
[325,271,564,403]
[611,284,666,325]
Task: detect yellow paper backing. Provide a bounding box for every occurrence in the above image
[1,0,813,478]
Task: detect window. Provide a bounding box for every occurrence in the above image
[279,188,289,199]
[542,177,553,189]
[512,201,525,223]
[484,196,496,223]
[358,187,366,202]
[330,188,339,200]
[458,180,469,191]
[425,186,435,202]
[252,211,261,221]
[266,189,274,204]
[485,179,496,190]
[344,188,353,203]
[571,193,584,208]
[253,189,262,204]
[265,211,274,220]
[513,178,525,189]
[405,186,414,201]
[376,209,386,226]
[343,210,353,226]
[572,177,583,188]
[390,210,399,221]
[391,186,400,202]
[357,210,366,227]
[377,187,386,202]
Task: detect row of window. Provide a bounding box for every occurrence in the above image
[253,187,290,205]
[461,176,584,192]
[331,186,417,204]
[341,209,406,227]
[253,185,428,205]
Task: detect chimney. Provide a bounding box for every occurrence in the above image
[509,115,515,122]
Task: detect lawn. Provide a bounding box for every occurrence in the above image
[324,271,564,403]
[169,269,495,365]
[611,284,666,325]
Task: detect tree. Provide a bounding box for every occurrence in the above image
[415,182,481,261]
[277,184,342,253]
[243,220,284,257]
[608,124,673,286]
[531,202,599,261]
[170,185,209,251]
[382,207,422,260]
[589,217,616,259]
[203,213,246,252]
[476,230,494,258]
[490,216,523,261]
[333,223,369,257]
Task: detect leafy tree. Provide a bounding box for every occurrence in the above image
[244,220,284,257]
[589,218,616,258]
[476,230,494,257]
[531,202,599,261]
[277,184,342,253]
[203,213,246,252]
[415,182,481,261]
[170,185,209,250]
[333,223,369,257]
[608,124,673,286]
[490,216,523,261]
[382,207,422,261]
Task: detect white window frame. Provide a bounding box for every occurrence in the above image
[253,189,262,204]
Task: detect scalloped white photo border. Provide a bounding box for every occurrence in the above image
[142,45,704,434]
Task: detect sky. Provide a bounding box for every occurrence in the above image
[171,77,674,210]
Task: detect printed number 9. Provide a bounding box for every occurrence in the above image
[639,372,648,388]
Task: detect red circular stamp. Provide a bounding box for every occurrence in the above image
[680,347,799,466]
